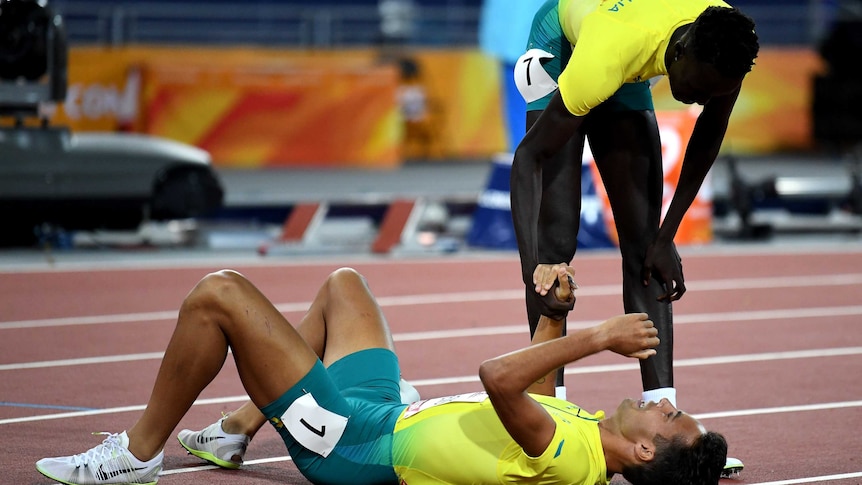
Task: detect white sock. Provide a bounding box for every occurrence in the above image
[642,387,677,407]
[555,386,567,400]
[399,378,421,404]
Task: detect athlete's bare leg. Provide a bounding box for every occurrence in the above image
[587,108,673,391]
[209,267,400,438]
[125,268,396,461]
[520,110,585,387]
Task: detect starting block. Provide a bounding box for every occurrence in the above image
[277,202,327,243]
[258,197,460,256]
[370,199,422,254]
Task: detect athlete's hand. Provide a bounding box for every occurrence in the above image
[597,313,659,359]
[532,263,577,320]
[533,263,572,296]
[550,264,577,303]
[642,240,686,302]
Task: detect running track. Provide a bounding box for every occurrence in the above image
[2,242,861,484]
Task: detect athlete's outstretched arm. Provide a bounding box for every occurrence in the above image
[643,86,741,301]
[525,265,577,397]
[479,270,659,457]
[511,91,584,291]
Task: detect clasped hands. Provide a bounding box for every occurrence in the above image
[533,263,658,359]
[531,263,577,320]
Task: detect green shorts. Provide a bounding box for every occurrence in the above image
[260,348,406,485]
[522,0,653,113]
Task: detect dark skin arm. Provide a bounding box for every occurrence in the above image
[511,92,584,289]
[479,267,660,457]
[643,85,741,302]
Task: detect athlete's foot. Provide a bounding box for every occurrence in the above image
[399,378,421,404]
[36,431,163,485]
[177,416,249,469]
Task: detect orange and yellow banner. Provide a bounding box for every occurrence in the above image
[652,47,824,153]
[55,46,822,168]
[141,61,402,168]
[587,109,711,245]
[55,46,508,168]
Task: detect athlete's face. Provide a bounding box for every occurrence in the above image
[668,47,742,106]
[613,398,705,446]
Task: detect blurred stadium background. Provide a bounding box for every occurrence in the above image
[2,0,861,254]
[45,0,828,47]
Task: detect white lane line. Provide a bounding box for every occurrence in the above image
[157,455,862,482]
[3,350,861,425]
[158,455,297,476]
[0,253,519,274]
[3,272,862,330]
[4,297,862,371]
[746,472,862,484]
[394,304,862,342]
[5,318,862,370]
[408,347,862,387]
[2,241,860,274]
[0,352,166,370]
[157,460,862,484]
[0,311,181,330]
[159,467,862,482]
[4,301,862,341]
[4,397,862,429]
[695,400,862,420]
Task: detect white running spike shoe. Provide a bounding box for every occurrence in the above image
[177,416,249,469]
[36,431,163,485]
[722,457,744,478]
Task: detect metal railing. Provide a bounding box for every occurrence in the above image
[50,1,823,48]
[50,2,481,47]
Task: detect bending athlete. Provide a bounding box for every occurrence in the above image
[511,0,758,473]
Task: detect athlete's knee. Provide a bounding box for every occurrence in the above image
[324,267,368,295]
[182,270,250,318]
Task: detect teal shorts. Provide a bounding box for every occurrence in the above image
[523,0,653,113]
[260,348,406,485]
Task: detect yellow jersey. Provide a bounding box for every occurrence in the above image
[391,392,609,484]
[557,0,730,116]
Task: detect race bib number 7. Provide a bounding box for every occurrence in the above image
[514,48,558,103]
[281,393,348,457]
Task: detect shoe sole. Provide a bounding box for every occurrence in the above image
[36,464,158,485]
[721,465,744,479]
[177,436,242,470]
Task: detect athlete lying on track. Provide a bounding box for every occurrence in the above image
[37,264,727,485]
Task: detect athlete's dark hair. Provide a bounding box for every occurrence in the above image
[621,431,728,485]
[689,6,760,78]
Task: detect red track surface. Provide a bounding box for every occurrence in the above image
[2,245,862,484]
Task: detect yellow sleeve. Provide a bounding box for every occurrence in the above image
[499,421,611,484]
[497,424,593,483]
